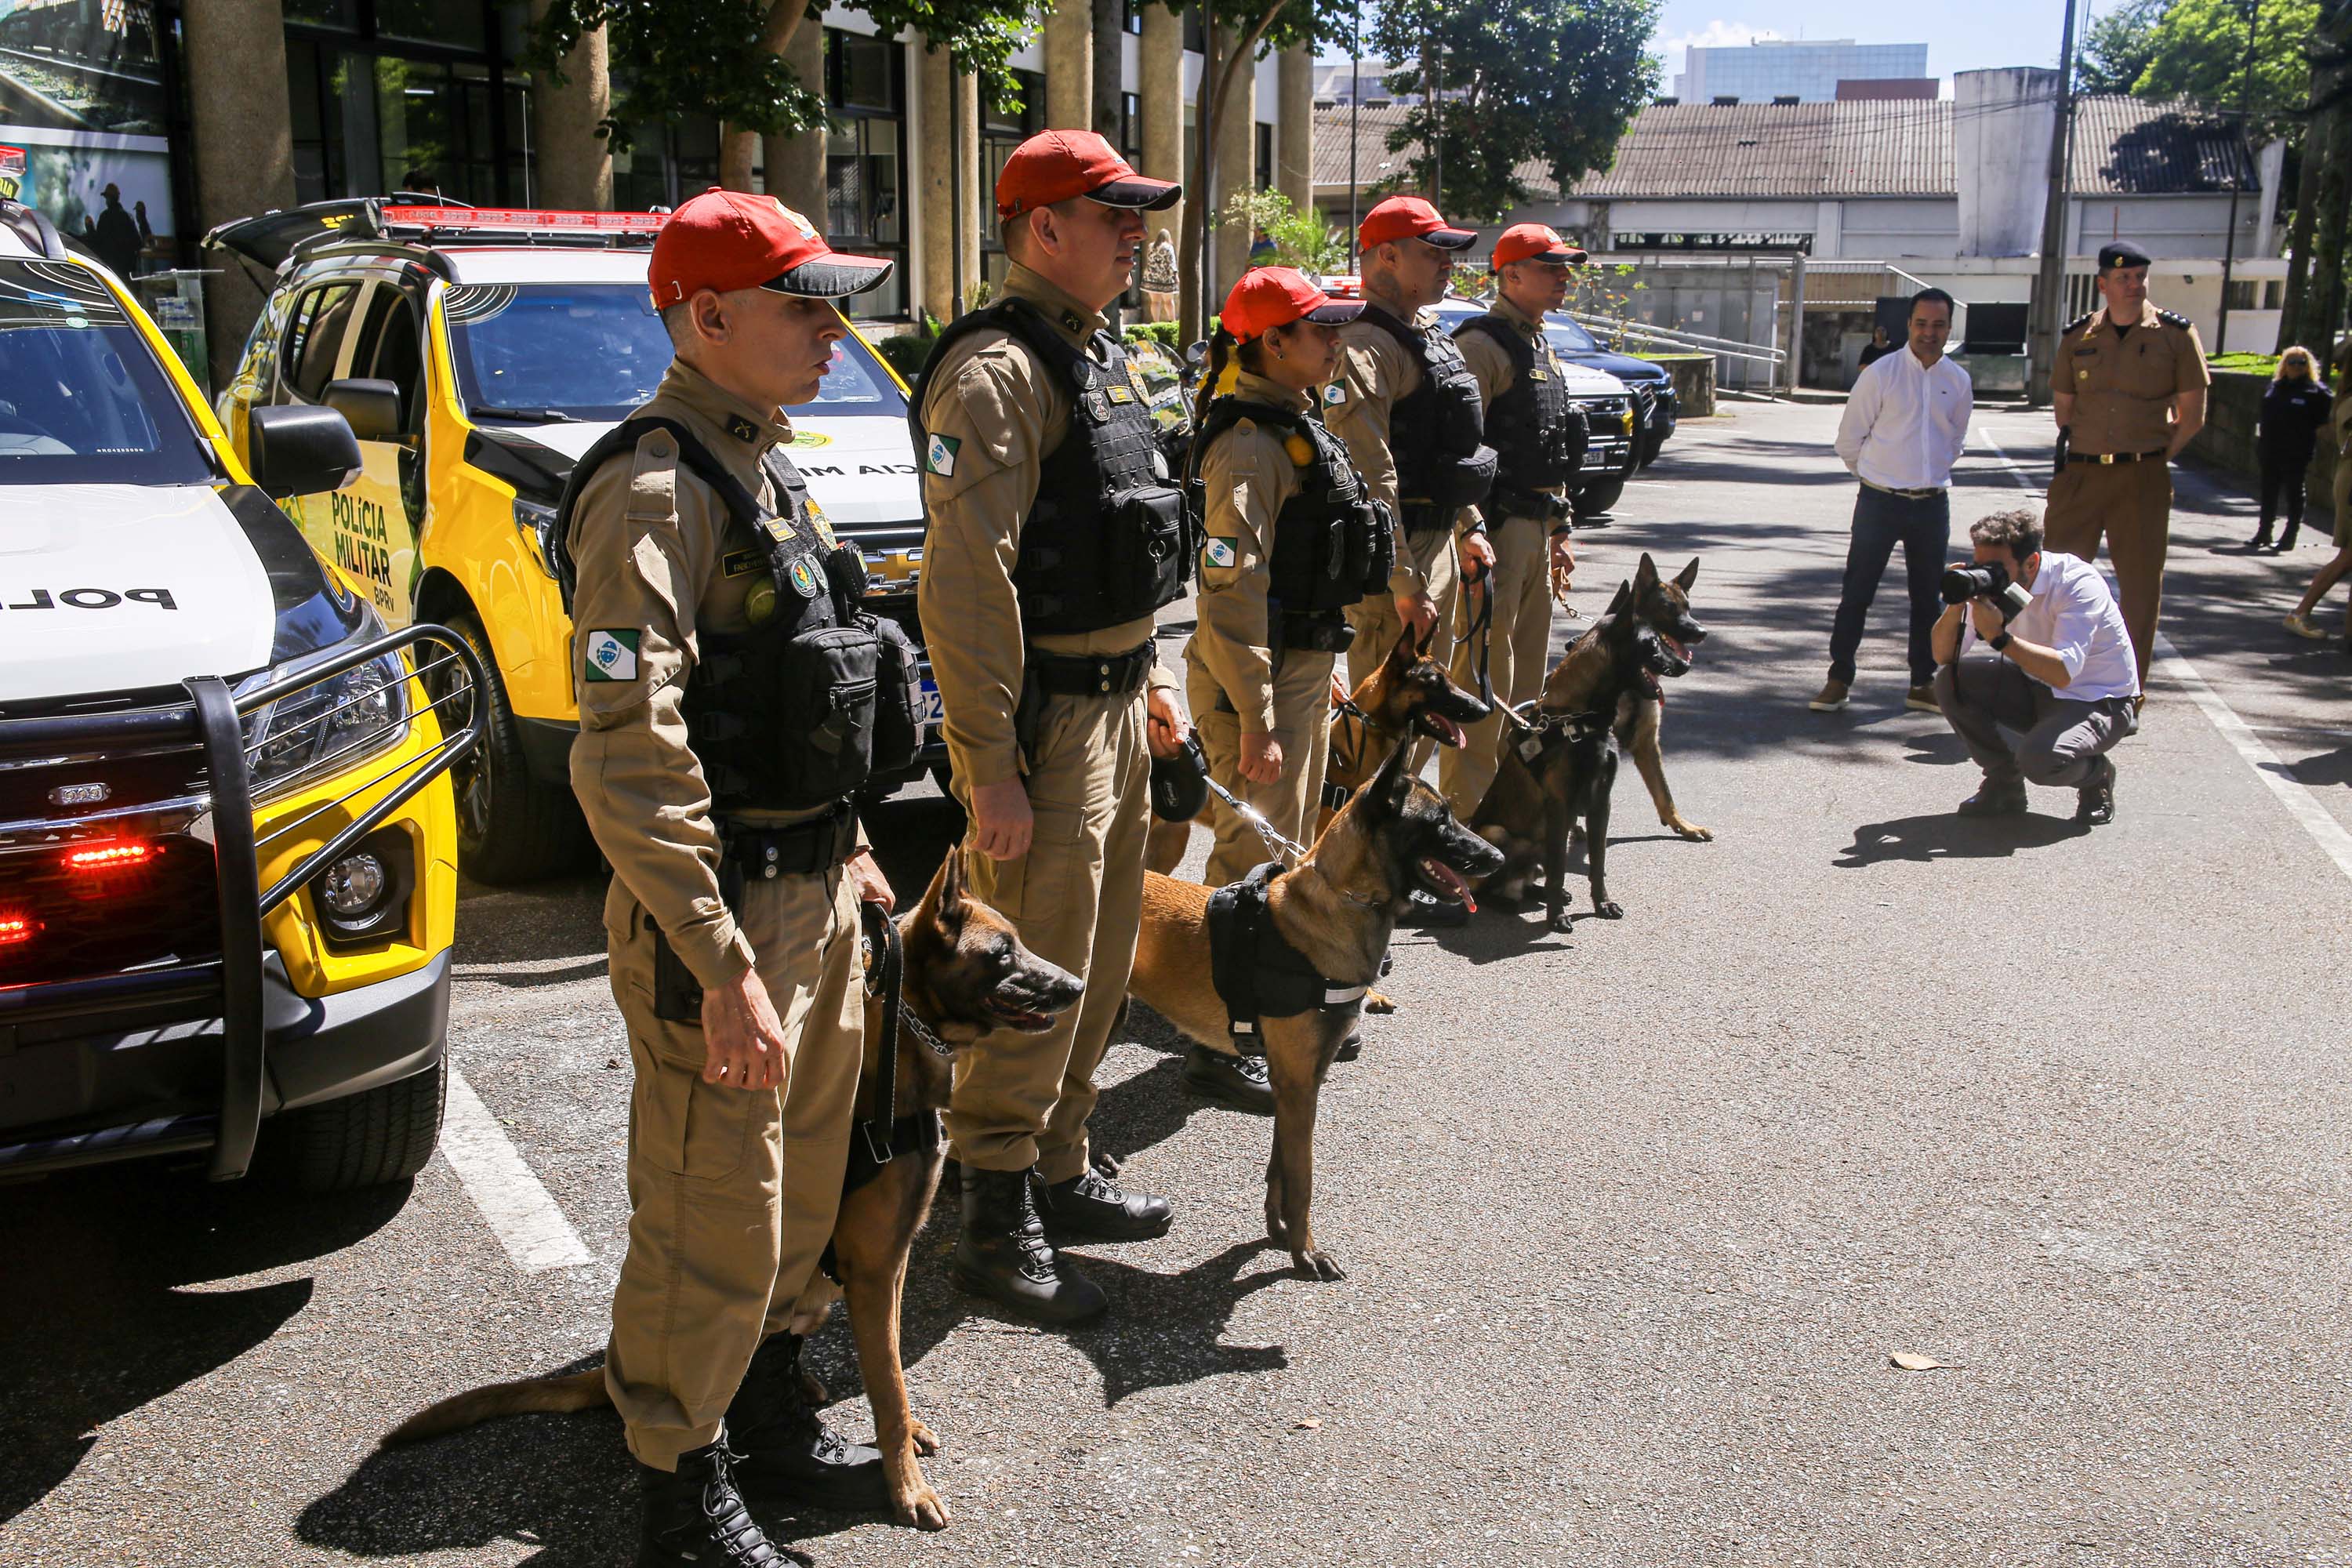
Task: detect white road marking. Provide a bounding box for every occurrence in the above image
[1977,426,2352,884]
[441,1068,594,1273]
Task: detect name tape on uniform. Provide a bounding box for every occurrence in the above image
[585,628,640,681]
[927,433,960,477]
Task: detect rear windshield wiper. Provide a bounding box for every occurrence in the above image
[470,404,579,423]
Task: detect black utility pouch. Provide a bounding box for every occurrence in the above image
[780,622,882,803]
[865,612,925,775]
[651,924,705,1022]
[1108,485,1191,607]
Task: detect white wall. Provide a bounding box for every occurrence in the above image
[1835,199,1961,259]
[2067,193,2266,262]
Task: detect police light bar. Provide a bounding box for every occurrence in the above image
[0,912,32,946]
[379,205,666,234]
[0,146,23,201]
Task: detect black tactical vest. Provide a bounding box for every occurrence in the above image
[1188,397,1391,617]
[911,299,1190,637]
[1453,314,1589,514]
[1361,304,1497,533]
[553,418,924,815]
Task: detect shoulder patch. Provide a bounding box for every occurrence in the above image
[1323,381,1346,406]
[583,628,641,682]
[926,431,960,476]
[804,497,837,550]
[2066,310,2096,334]
[1205,537,1237,568]
[2154,308,2191,329]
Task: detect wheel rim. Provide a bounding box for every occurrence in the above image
[426,625,498,850]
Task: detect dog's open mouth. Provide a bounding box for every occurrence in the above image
[983,997,1060,1033]
[1417,855,1477,911]
[1661,632,1692,665]
[1417,710,1468,748]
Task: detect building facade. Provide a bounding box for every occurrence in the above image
[1673,39,1929,105]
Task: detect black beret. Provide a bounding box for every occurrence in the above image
[2097,240,2151,270]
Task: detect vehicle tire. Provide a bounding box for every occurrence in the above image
[434,608,590,884]
[275,1058,447,1191]
[1573,479,1626,520]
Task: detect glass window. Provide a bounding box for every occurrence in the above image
[1120,93,1141,162]
[830,31,898,112]
[376,0,488,53]
[1123,0,1144,34]
[350,286,427,431]
[284,0,360,27]
[284,282,363,401]
[0,261,214,486]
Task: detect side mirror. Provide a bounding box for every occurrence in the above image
[1184,340,1208,365]
[323,376,401,442]
[247,403,361,500]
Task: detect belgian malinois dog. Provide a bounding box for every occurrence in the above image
[1468,575,1692,931]
[1129,737,1503,1279]
[1614,553,1711,842]
[379,854,1081,1532]
[1143,624,1491,877]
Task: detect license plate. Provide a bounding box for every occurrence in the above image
[919,675,944,731]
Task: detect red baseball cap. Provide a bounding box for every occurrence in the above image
[1359,195,1477,252]
[996,129,1181,220]
[648,187,893,305]
[1491,223,1585,267]
[1222,267,1365,342]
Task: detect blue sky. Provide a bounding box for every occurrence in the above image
[1651,0,2115,91]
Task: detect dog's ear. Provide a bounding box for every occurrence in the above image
[1369,734,1416,818]
[1606,579,1634,617]
[1635,552,1658,593]
[1414,618,1437,657]
[1675,557,1699,590]
[926,848,968,932]
[1386,626,1417,673]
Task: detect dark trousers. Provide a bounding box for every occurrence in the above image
[1828,485,1950,686]
[2258,448,2310,543]
[1932,658,2136,791]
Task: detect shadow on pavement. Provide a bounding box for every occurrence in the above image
[1833,810,2090,866]
[0,1167,411,1524]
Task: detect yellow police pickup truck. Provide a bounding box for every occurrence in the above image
[206,199,938,884]
[0,168,483,1189]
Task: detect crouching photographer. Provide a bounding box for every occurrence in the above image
[1930,507,2140,825]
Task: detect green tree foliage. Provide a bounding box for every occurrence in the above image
[1218,187,1347,273]
[1370,0,1662,225]
[2135,0,2321,142]
[2076,0,2169,93]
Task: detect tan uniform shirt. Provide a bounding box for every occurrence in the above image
[915,263,1176,790]
[2063,303,2210,455]
[1329,302,1475,601]
[568,360,856,992]
[1456,295,1568,509]
[1192,368,1312,735]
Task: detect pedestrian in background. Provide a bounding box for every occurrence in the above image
[1143,227,1178,322]
[1813,286,1971,714]
[89,183,140,279]
[2250,345,2327,553]
[2283,339,2352,640]
[1857,324,1893,373]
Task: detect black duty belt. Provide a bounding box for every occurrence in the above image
[2067,448,2169,465]
[1029,643,1153,696]
[718,799,859,880]
[1861,478,1946,500]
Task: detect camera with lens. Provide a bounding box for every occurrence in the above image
[1940,561,2033,619]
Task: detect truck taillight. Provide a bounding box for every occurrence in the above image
[0,913,32,946]
[66,840,154,873]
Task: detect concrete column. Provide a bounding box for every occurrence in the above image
[1139,6,1184,262]
[1212,28,1256,299]
[764,21,828,220]
[528,0,612,209]
[1044,0,1091,130]
[917,44,954,324]
[182,0,295,390]
[1276,44,1312,216]
[954,68,982,309]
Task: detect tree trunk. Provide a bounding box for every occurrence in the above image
[2277,64,2325,351]
[2310,90,2351,355]
[1178,5,1286,343]
[719,0,811,190]
[1091,0,1122,142]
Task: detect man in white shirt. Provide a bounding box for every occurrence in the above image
[1813,287,1973,713]
[1931,506,2140,825]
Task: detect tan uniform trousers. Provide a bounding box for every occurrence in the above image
[1440,513,1553,815]
[1185,640,1337,888]
[950,687,1150,1183]
[601,866,864,1472]
[2044,459,2171,686]
[1345,523,1463,742]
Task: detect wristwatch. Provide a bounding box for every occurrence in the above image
[1989,630,2014,653]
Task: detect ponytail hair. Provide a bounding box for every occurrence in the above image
[1195,325,1258,421]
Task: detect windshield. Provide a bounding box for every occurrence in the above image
[441,281,906,423]
[0,260,215,485]
[1544,314,1602,354]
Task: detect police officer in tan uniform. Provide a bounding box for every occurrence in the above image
[911,131,1192,1325]
[1441,224,1585,811]
[2045,239,2209,691]
[562,190,905,1566]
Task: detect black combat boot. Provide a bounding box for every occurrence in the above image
[727,1332,890,1512]
[1033,1165,1174,1240]
[952,1164,1108,1324]
[637,1439,785,1566]
[1182,1042,1276,1114]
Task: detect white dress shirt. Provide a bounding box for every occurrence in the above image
[1835,346,1973,491]
[1961,551,2141,702]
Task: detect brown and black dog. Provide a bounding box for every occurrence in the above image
[379,854,1081,1532]
[1143,624,1491,877]
[1129,738,1503,1279]
[1613,553,1711,843]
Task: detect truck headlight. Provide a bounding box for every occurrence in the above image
[235,621,412,799]
[514,496,560,579]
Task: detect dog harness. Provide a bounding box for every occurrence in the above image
[843,905,949,1198]
[1509,699,1613,767]
[1206,863,1369,1055]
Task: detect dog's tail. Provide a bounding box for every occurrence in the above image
[380,1367,610,1446]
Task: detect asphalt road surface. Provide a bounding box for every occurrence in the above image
[8,400,2350,1567]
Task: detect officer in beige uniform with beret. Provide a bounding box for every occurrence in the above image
[2045,239,2209,692]
[911,131,1192,1326]
[561,190,913,1566]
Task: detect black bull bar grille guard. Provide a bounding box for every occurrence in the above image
[0,624,485,1181]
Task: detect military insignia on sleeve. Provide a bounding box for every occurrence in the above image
[787,557,822,598]
[926,432,960,476]
[1323,383,1346,406]
[1205,537,1237,568]
[583,629,640,682]
[725,414,760,442]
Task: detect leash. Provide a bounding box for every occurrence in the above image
[1185,733,1310,867]
[857,902,906,1167]
[1459,557,1495,711]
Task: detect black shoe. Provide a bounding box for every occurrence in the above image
[2075,755,2116,825]
[951,1165,1107,1324]
[1033,1166,1174,1240]
[1182,1043,1275,1114]
[726,1333,890,1512]
[2249,528,2274,551]
[2277,526,2302,552]
[1402,889,1469,927]
[1956,781,2028,818]
[637,1440,785,1566]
